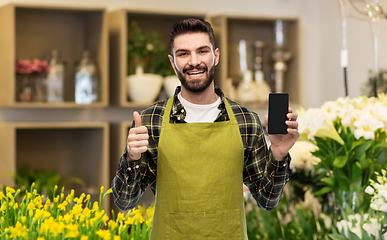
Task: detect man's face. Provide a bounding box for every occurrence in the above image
[169,32,220,93]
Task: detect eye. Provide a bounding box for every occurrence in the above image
[177,52,188,57]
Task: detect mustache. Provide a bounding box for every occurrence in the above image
[183,64,207,74]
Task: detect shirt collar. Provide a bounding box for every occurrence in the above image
[169,86,227,122]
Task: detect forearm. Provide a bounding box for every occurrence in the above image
[245,151,291,211]
[111,151,147,211]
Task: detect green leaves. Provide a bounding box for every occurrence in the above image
[333,155,348,168]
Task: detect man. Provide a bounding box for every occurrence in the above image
[112,17,299,239]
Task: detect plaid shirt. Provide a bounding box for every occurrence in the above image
[112,86,291,212]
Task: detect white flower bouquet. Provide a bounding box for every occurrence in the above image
[297,94,387,211]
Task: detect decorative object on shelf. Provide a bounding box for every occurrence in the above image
[45,49,65,102]
[0,184,155,239]
[15,58,50,102]
[235,40,271,105]
[127,21,173,77]
[127,66,164,103]
[272,19,292,93]
[338,0,349,96]
[236,39,253,103]
[252,41,271,104]
[74,50,99,104]
[127,21,173,102]
[338,0,387,97]
[362,68,387,97]
[164,75,180,98]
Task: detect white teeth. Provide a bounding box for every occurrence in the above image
[188,71,204,75]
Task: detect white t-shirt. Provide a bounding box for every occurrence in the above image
[177,92,222,123]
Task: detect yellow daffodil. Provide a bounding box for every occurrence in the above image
[116,212,125,223]
[27,202,35,211]
[63,213,73,224]
[6,187,15,194]
[82,207,91,218]
[49,221,65,237]
[102,214,109,225]
[109,220,118,231]
[94,210,105,220]
[96,229,110,240]
[80,214,86,223]
[80,235,89,240]
[0,192,5,200]
[92,202,99,212]
[33,209,44,221]
[114,235,121,240]
[66,230,80,238]
[71,204,83,217]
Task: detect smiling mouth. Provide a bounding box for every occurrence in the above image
[187,70,205,77]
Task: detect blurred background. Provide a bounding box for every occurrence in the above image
[1,0,387,218]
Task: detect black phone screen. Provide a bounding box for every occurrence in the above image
[268,93,289,135]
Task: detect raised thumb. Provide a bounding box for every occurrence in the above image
[133,111,142,127]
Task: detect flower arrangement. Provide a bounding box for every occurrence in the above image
[127,21,174,77]
[297,94,387,212]
[15,58,50,75]
[244,189,332,240]
[15,58,51,102]
[328,170,387,240]
[0,183,154,239]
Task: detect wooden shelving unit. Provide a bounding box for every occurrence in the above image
[108,9,207,107]
[211,15,300,105]
[0,5,303,214]
[0,121,110,209]
[0,4,109,107]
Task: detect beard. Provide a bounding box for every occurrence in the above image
[175,63,215,93]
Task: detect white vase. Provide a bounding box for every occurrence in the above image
[163,75,180,98]
[127,73,163,103]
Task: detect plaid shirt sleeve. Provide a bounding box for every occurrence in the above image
[111,102,163,212]
[227,99,292,211]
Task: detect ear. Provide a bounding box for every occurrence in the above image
[168,54,178,75]
[214,48,220,66]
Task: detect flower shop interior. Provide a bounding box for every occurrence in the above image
[1,0,387,239]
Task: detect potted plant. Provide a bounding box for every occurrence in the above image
[127,21,175,103]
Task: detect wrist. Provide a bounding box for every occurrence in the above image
[270,146,287,161]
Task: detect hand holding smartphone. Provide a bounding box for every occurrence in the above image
[268,93,289,135]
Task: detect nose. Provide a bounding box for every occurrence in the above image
[189,52,200,66]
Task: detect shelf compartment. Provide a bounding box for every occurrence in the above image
[0,121,110,209]
[0,4,109,107]
[108,9,207,107]
[211,15,300,105]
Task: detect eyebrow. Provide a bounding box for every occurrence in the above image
[175,45,212,54]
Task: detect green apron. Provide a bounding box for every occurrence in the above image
[150,97,247,240]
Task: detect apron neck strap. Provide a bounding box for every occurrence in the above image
[162,96,236,124]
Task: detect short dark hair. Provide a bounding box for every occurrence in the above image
[169,17,216,54]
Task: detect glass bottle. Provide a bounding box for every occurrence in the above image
[74,50,99,104]
[46,49,65,102]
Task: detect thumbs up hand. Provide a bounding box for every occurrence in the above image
[127,111,149,161]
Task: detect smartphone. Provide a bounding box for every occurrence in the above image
[268,93,289,135]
